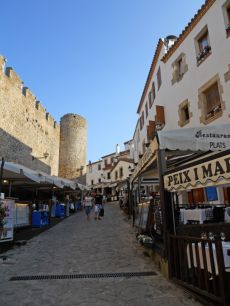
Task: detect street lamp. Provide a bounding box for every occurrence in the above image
[32,151,49,160]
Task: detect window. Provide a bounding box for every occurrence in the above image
[157,67,162,90]
[91,180,94,185]
[119,167,123,178]
[115,171,118,180]
[98,164,101,170]
[148,92,152,108]
[178,58,183,76]
[198,32,209,53]
[182,105,190,121]
[198,75,224,124]
[98,178,101,183]
[104,159,107,166]
[178,100,191,127]
[107,172,111,179]
[223,1,230,36]
[171,53,188,85]
[145,103,148,118]
[204,83,221,115]
[227,6,230,24]
[152,82,156,101]
[195,27,211,65]
[140,111,144,130]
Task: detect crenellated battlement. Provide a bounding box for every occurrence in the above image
[0,54,86,178]
[5,67,23,90]
[0,55,59,130]
[22,86,36,100]
[0,55,6,72]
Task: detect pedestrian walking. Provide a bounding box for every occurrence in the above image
[83,193,94,221]
[94,192,103,220]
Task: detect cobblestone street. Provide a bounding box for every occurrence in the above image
[0,202,202,306]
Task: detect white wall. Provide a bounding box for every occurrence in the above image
[133,0,230,163]
[110,160,133,181]
[86,161,103,186]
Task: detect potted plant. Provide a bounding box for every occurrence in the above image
[226,24,230,35]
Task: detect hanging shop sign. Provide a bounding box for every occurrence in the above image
[164,153,230,192]
[130,138,158,182]
[158,124,230,152]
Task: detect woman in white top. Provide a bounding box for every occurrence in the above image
[83,194,94,221]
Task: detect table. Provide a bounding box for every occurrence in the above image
[180,208,213,224]
[187,241,230,274]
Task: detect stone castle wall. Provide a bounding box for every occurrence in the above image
[59,114,87,179]
[0,55,60,175]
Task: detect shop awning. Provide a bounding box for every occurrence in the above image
[130,138,158,182]
[116,179,128,189]
[77,183,90,191]
[164,151,230,192]
[141,178,159,185]
[108,182,117,188]
[158,124,230,152]
[1,161,85,190]
[3,162,42,183]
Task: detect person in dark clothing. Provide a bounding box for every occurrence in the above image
[94,192,103,220]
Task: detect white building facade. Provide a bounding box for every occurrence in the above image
[133,0,230,163]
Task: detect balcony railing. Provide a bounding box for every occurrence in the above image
[196,45,211,65]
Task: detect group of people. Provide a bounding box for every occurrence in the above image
[83,192,104,221]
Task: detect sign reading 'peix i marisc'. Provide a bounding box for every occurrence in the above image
[158,124,230,152]
[164,154,230,191]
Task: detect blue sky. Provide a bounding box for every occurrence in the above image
[0,0,204,162]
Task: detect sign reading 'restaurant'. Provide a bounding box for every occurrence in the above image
[164,154,230,192]
[158,124,230,152]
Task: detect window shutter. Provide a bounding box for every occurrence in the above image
[148,92,152,108]
[172,67,178,84]
[147,120,155,141]
[155,105,165,126]
[180,55,188,75]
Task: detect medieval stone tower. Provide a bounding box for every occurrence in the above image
[59,113,87,179]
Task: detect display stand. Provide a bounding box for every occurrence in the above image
[32,211,49,228]
[55,204,65,218]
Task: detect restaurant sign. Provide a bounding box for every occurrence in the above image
[164,153,230,192]
[158,124,230,152]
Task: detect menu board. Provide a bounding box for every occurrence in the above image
[0,199,15,242]
[135,201,150,230]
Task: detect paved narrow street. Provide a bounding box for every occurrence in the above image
[0,203,202,306]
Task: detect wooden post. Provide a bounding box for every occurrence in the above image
[0,157,5,196]
[157,149,173,258]
[8,181,12,197]
[127,178,131,219]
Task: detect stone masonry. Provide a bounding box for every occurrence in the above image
[0,55,87,178]
[59,114,87,179]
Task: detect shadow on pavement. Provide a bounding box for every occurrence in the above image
[0,216,67,254]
